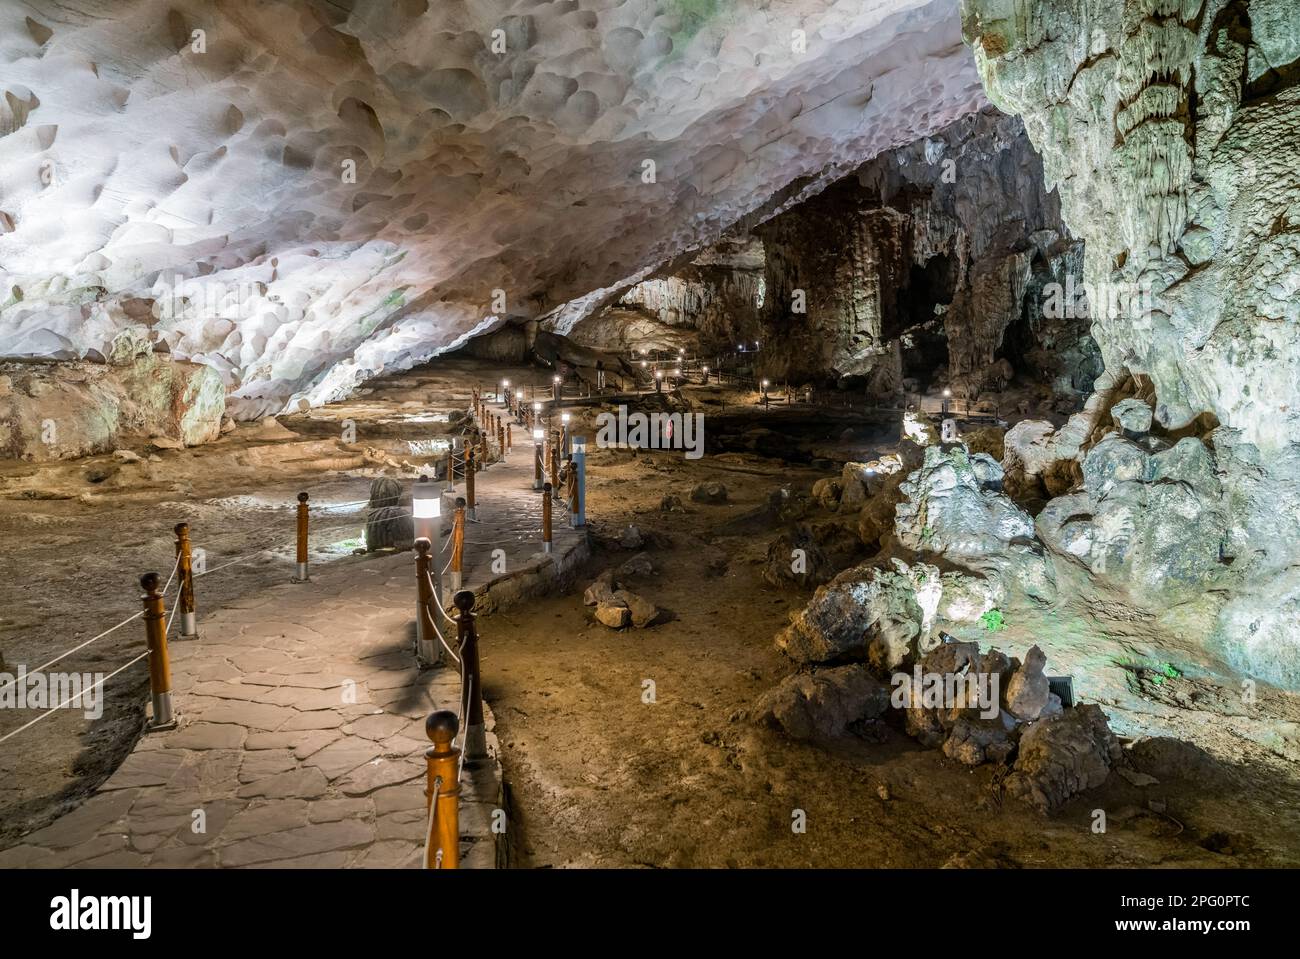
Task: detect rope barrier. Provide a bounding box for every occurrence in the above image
[0,648,151,745]
[422,775,443,870]
[0,552,180,698]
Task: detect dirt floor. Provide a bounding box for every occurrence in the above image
[3,355,1299,866]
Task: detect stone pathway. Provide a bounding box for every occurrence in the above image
[0,408,588,868]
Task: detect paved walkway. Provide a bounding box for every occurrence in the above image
[0,402,587,868]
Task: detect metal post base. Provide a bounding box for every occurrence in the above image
[292,562,310,583]
[147,692,177,732]
[543,541,552,554]
[463,724,488,763]
[180,611,198,640]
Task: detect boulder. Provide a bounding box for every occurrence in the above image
[763,522,864,589]
[753,665,891,742]
[594,602,631,629]
[690,481,728,504]
[1003,705,1122,812]
[614,589,659,628]
[1110,397,1153,436]
[583,570,618,606]
[777,563,924,666]
[1003,644,1051,721]
[618,525,644,549]
[618,553,654,578]
[811,477,842,510]
[365,505,414,551]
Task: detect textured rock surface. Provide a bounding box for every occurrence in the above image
[895,444,1056,602]
[0,352,223,460]
[751,107,1096,390]
[964,0,1300,685]
[0,0,987,414]
[1004,705,1122,812]
[752,664,890,741]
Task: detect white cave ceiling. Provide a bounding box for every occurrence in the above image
[0,0,986,415]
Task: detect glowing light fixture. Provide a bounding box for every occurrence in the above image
[533,428,544,442]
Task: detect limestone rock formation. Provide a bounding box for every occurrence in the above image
[895,444,1057,603]
[964,0,1300,687]
[0,352,224,461]
[752,665,891,742]
[1,0,987,414]
[1004,705,1123,812]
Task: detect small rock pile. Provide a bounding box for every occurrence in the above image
[754,636,1123,812]
[583,558,660,629]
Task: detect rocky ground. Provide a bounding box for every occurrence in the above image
[3,356,1298,867]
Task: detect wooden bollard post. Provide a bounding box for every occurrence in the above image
[140,572,176,730]
[498,423,506,459]
[414,538,441,667]
[293,492,310,582]
[424,709,460,869]
[174,523,198,639]
[465,449,476,520]
[453,590,487,761]
[479,430,489,467]
[542,483,553,553]
[450,498,466,591]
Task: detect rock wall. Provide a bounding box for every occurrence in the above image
[962,0,1300,688]
[0,335,225,461]
[569,238,764,354]
[753,108,1098,392]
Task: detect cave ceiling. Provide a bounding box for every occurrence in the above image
[0,0,986,415]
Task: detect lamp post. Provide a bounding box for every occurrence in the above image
[515,389,525,425]
[561,412,571,457]
[942,387,952,418]
[701,364,710,385]
[533,428,545,490]
[552,374,561,402]
[654,368,662,393]
[571,437,587,528]
[761,378,770,409]
[413,476,443,650]
[501,378,509,405]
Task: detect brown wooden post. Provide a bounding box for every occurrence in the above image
[542,483,553,553]
[140,572,175,730]
[497,422,506,458]
[450,498,466,591]
[174,522,198,639]
[479,430,489,467]
[465,449,476,520]
[424,709,460,869]
[414,538,441,666]
[506,423,512,452]
[453,590,487,761]
[293,492,310,582]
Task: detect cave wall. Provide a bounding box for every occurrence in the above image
[753,107,1098,392]
[569,238,764,353]
[962,0,1300,687]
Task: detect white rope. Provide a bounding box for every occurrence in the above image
[0,551,179,697]
[423,775,443,870]
[0,648,151,745]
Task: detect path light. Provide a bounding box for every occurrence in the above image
[571,436,587,528]
[413,475,443,610]
[701,364,710,384]
[501,378,509,403]
[533,428,545,490]
[561,411,571,456]
[654,368,663,392]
